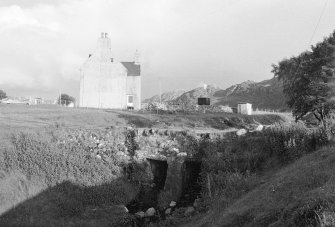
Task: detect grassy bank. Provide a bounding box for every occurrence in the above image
[186,145,335,226]
[180,123,333,227]
[0,127,138,226]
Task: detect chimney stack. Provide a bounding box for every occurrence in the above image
[134,49,140,65]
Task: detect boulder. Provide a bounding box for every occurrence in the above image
[165,208,172,215]
[145,207,156,217]
[172,148,179,152]
[169,201,176,207]
[123,206,129,213]
[184,206,195,216]
[135,211,145,218]
[255,124,264,131]
[236,129,247,136]
[177,152,187,157]
[108,205,129,215]
[193,198,200,208]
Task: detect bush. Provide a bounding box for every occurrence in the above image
[124,128,139,157]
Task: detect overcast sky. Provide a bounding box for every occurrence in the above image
[0,0,335,100]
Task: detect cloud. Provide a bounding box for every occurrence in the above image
[0,0,334,99]
[0,5,60,33]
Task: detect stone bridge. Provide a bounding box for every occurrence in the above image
[122,127,235,204]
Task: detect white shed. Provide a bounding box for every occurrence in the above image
[237,103,252,115]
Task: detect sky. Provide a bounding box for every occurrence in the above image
[0,0,335,100]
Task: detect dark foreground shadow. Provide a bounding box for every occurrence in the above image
[0,178,137,227]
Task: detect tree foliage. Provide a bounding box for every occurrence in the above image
[0,89,7,100]
[272,31,335,124]
[58,93,75,106]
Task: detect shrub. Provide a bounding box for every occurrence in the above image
[124,128,139,157]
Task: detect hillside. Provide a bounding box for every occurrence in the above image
[173,85,221,105]
[184,145,335,227]
[214,77,287,110]
[143,90,186,103]
[144,77,288,111]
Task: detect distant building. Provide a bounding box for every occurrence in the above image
[0,97,30,105]
[67,102,75,108]
[79,33,141,109]
[198,98,210,105]
[43,99,57,105]
[237,102,252,115]
[30,97,43,105]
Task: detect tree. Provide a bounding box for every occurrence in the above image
[272,31,335,126]
[0,90,7,100]
[58,93,75,106]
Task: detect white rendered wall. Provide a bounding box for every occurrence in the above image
[126,75,141,110]
[80,62,128,109]
[79,34,141,109]
[237,103,253,115]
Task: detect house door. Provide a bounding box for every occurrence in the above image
[127,95,134,109]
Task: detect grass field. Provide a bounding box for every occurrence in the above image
[0,104,285,130]
[0,104,286,148]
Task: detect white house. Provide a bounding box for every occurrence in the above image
[79,33,141,110]
[237,102,253,115]
[30,97,43,105]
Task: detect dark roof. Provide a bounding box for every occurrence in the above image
[121,62,141,76]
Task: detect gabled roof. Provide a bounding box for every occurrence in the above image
[121,62,141,76]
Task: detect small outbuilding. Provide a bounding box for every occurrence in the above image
[30,97,43,105]
[198,98,210,105]
[237,102,252,115]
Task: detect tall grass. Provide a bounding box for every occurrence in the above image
[0,127,139,226]
[196,122,329,211]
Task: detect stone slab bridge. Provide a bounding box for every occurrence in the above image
[122,127,235,203]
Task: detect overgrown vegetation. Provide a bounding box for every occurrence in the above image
[205,124,323,187]
[176,121,334,226]
[2,104,334,226]
[0,127,139,226]
[119,111,283,130]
